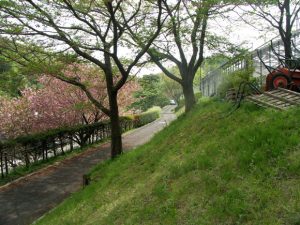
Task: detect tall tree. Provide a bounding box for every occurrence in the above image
[0,58,33,97]
[0,65,139,138]
[0,0,165,158]
[129,0,230,112]
[130,74,169,111]
[0,57,10,73]
[242,0,300,59]
[160,70,183,104]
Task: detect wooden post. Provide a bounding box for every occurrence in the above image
[100,126,104,140]
[69,135,73,151]
[83,174,91,187]
[24,145,30,168]
[42,142,45,161]
[100,128,102,140]
[104,125,107,138]
[96,128,99,141]
[45,146,48,160]
[0,150,3,178]
[53,138,57,157]
[122,121,125,132]
[59,135,65,155]
[12,147,16,171]
[4,152,8,176]
[43,141,47,161]
[91,130,94,144]
[87,128,92,145]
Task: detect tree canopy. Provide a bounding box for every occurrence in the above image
[0,0,165,158]
[238,0,300,59]
[130,74,169,112]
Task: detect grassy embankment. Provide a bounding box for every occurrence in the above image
[36,100,300,225]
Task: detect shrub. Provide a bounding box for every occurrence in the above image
[195,92,202,102]
[133,106,161,127]
[217,54,259,98]
[120,115,134,121]
[130,75,169,112]
[217,66,256,98]
[1,121,111,148]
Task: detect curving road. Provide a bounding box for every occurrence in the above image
[0,105,176,225]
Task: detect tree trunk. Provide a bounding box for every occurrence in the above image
[284,40,292,59]
[182,81,196,113]
[284,0,292,60]
[103,50,123,159]
[283,26,292,60]
[109,93,123,159]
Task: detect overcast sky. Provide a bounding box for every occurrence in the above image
[141,3,300,76]
[138,10,279,76]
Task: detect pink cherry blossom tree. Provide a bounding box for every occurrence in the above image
[0,65,139,139]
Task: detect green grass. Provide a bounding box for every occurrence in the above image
[35,100,300,225]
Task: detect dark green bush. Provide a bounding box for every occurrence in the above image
[0,111,161,149]
[0,121,110,148]
[0,110,162,151]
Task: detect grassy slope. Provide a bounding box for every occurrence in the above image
[36,100,300,225]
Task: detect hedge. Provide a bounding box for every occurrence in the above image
[0,110,162,178]
[133,106,161,127]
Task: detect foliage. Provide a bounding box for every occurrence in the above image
[195,92,202,101]
[0,57,33,97]
[36,100,300,225]
[0,65,138,139]
[0,107,161,185]
[133,106,161,127]
[0,57,10,73]
[1,122,108,148]
[218,60,255,97]
[160,71,183,104]
[194,53,230,88]
[130,75,169,111]
[145,1,233,112]
[175,92,202,113]
[0,120,135,185]
[201,54,230,76]
[240,0,300,59]
[0,0,164,157]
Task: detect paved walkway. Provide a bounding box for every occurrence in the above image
[0,105,176,225]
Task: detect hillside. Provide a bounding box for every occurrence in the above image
[36,100,300,225]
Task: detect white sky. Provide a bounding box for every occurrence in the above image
[138,29,271,76]
[4,3,298,77]
[138,6,300,76]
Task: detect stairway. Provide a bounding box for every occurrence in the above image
[247,87,300,110]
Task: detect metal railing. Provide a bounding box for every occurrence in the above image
[0,120,136,178]
[201,29,300,97]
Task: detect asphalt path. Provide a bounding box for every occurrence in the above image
[0,105,176,225]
